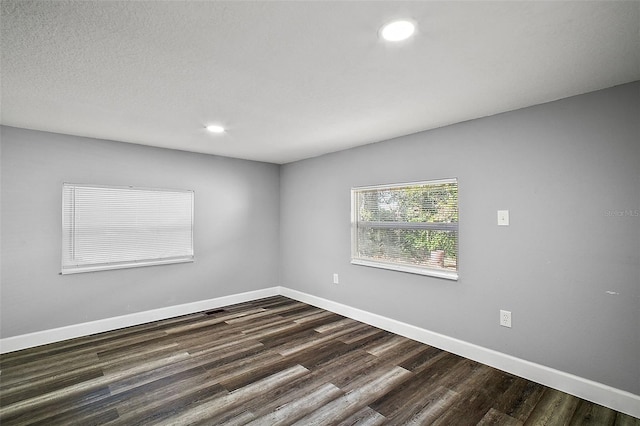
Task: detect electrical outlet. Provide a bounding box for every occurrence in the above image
[333,273,339,284]
[500,310,512,328]
[497,210,510,226]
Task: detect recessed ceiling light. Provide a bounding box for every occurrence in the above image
[380,20,415,42]
[206,124,225,133]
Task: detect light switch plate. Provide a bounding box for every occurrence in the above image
[497,210,509,226]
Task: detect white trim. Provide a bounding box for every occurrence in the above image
[61,257,194,275]
[1,286,638,419]
[278,287,640,419]
[62,182,195,193]
[351,258,458,281]
[0,287,279,354]
[352,177,457,191]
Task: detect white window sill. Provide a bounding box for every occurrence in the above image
[61,257,194,275]
[351,258,458,281]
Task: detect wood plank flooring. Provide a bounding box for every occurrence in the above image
[1,296,638,425]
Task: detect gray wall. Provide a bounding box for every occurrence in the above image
[280,82,640,394]
[0,126,280,337]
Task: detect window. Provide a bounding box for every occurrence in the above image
[351,178,458,280]
[62,184,194,274]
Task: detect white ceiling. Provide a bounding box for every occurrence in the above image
[2,1,639,164]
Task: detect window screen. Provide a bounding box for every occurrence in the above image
[351,178,458,280]
[62,184,194,274]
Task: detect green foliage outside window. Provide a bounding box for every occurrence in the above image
[354,181,458,271]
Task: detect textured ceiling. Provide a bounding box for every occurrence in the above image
[1,1,639,164]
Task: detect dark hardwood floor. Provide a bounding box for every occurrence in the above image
[1,296,638,425]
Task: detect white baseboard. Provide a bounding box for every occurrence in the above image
[278,287,640,419]
[0,287,279,354]
[1,285,638,418]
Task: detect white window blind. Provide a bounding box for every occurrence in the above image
[351,178,458,280]
[62,184,194,274]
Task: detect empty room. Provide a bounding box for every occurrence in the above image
[1,1,639,425]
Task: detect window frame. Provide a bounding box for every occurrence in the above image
[61,183,194,275]
[351,178,459,281]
